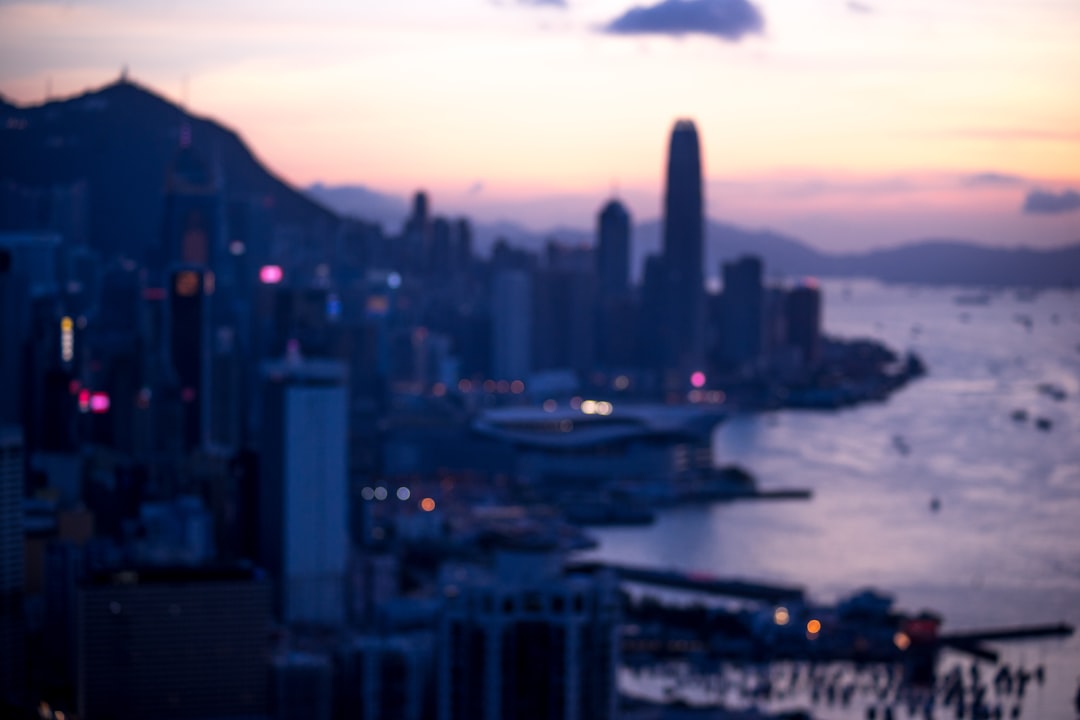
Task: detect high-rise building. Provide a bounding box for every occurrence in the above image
[77,566,271,720]
[168,266,212,451]
[721,255,764,371]
[596,200,631,301]
[661,120,706,384]
[490,269,532,383]
[786,282,823,370]
[437,539,619,720]
[0,427,25,709]
[341,634,434,720]
[260,358,349,626]
[270,652,335,720]
[161,135,221,270]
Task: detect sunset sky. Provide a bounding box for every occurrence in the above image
[2,0,1079,250]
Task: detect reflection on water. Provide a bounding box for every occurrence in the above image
[580,280,1080,718]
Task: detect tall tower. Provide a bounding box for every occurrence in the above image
[260,358,349,626]
[595,199,631,301]
[661,119,705,385]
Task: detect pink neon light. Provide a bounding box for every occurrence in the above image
[690,371,707,389]
[259,265,284,284]
[89,392,110,414]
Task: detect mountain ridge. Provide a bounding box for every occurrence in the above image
[309,183,1080,286]
[2,78,1076,287]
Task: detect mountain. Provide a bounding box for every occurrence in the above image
[826,240,1080,286]
[306,182,408,231]
[0,78,340,261]
[3,79,1076,288]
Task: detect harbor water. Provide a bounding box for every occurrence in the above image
[580,279,1080,718]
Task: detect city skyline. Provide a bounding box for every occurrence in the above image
[2,0,1079,250]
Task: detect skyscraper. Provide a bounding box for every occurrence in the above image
[78,566,271,720]
[168,266,211,451]
[661,120,705,385]
[595,200,631,300]
[721,255,764,370]
[260,358,349,626]
[0,427,24,708]
[437,539,619,720]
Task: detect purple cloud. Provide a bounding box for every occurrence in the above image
[1023,188,1080,215]
[603,0,765,41]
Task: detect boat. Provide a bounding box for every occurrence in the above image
[1035,417,1053,432]
[1010,409,1028,422]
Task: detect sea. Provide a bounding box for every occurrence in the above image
[578,278,1080,719]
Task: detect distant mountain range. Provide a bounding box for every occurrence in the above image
[2,78,1076,287]
[309,184,1080,287]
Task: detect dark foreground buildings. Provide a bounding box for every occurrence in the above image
[78,566,271,720]
[0,81,842,720]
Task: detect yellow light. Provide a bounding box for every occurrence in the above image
[806,619,821,634]
[581,400,597,414]
[894,632,911,650]
[61,316,74,362]
[420,497,436,512]
[773,607,790,626]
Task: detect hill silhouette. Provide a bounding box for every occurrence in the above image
[0,77,339,261]
[3,77,1076,287]
[310,184,1080,287]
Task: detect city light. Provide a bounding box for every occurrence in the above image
[259,265,283,284]
[228,240,245,256]
[893,632,911,650]
[174,270,200,296]
[806,619,821,635]
[397,487,411,501]
[510,380,525,394]
[420,497,436,512]
[361,487,375,501]
[614,375,630,390]
[690,371,706,388]
[89,392,110,414]
[387,272,402,289]
[78,389,90,412]
[373,486,388,501]
[581,400,614,416]
[543,399,557,412]
[773,607,790,626]
[60,315,74,362]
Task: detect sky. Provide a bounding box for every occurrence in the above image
[2,0,1079,250]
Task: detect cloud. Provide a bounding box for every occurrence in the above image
[846,1,874,14]
[1022,188,1080,215]
[602,0,764,41]
[517,0,567,6]
[963,172,1025,188]
[467,181,485,195]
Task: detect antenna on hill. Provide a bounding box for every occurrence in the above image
[611,178,620,200]
[120,64,129,83]
[181,75,189,109]
[45,76,52,102]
